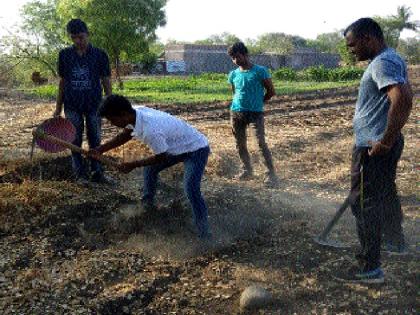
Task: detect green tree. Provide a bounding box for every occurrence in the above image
[57,0,167,88]
[0,0,66,79]
[375,6,419,48]
[244,38,259,54]
[0,54,21,86]
[253,33,308,54]
[337,39,356,66]
[22,0,66,49]
[149,41,165,57]
[0,34,59,78]
[393,6,419,33]
[309,31,356,66]
[398,37,420,64]
[307,31,342,53]
[165,39,189,45]
[194,32,241,46]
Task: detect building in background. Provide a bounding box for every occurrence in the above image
[163,44,340,74]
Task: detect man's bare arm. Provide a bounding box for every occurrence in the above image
[369,82,413,156]
[101,76,112,96]
[262,78,276,102]
[54,77,65,117]
[381,82,413,147]
[95,128,133,154]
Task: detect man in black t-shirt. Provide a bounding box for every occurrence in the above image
[54,19,112,184]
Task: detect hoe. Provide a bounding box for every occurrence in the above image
[313,196,351,248]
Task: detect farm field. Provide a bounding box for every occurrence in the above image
[0,68,418,314]
[24,73,359,104]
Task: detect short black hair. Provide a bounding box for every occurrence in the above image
[99,95,135,118]
[344,18,384,41]
[66,19,88,34]
[228,42,248,56]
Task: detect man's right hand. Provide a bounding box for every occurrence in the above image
[86,149,102,160]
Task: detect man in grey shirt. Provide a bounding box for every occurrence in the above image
[337,18,413,283]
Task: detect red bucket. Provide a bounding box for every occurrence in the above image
[35,117,76,153]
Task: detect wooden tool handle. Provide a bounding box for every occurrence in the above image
[33,129,120,168]
[317,196,350,240]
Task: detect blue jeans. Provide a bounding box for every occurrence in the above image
[143,146,210,237]
[64,110,103,178]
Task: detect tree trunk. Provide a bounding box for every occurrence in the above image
[115,54,124,90]
[36,58,58,77]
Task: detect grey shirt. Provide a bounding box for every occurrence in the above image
[353,47,407,147]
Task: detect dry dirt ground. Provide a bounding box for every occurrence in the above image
[0,68,419,314]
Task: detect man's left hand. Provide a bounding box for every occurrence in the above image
[368,140,391,156]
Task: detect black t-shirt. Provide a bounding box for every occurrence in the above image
[58,44,110,113]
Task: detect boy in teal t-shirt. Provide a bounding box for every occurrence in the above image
[227,42,279,187]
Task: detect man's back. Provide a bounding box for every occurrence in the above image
[130,106,209,155]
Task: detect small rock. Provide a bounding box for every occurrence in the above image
[178,297,189,307]
[239,285,273,312]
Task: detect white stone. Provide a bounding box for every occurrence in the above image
[239,285,273,311]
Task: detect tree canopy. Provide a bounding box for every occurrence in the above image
[57,0,167,86]
[1,0,167,86]
[374,5,419,48]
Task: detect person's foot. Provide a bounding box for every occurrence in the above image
[198,231,213,240]
[383,242,409,256]
[74,174,89,186]
[140,199,157,214]
[334,265,384,284]
[234,170,253,181]
[196,231,215,250]
[263,172,280,188]
[91,172,117,186]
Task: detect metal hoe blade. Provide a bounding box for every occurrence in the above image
[313,196,351,249]
[313,236,350,248]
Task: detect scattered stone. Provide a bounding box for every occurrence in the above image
[239,285,273,312]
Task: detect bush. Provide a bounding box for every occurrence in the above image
[197,73,227,81]
[138,52,158,74]
[273,67,297,81]
[301,65,330,82]
[328,67,364,81]
[300,65,363,82]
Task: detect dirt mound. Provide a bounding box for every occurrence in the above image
[0,156,74,183]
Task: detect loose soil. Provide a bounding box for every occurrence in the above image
[0,68,419,314]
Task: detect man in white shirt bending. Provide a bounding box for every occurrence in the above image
[90,94,211,239]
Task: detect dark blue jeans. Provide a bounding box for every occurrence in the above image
[142,146,210,237]
[64,109,103,178]
[350,135,404,271]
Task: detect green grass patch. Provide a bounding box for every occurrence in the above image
[278,81,358,94]
[22,74,358,105]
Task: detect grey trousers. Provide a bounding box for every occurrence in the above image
[231,111,275,173]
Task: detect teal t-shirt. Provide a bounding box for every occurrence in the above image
[228,64,270,112]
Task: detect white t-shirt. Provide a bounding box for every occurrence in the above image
[127,106,209,155]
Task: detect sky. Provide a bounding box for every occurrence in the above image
[0,0,419,42]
